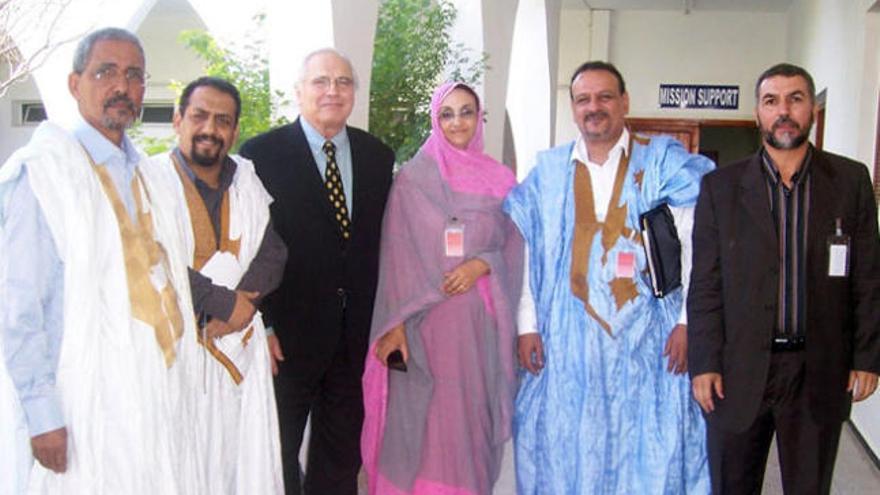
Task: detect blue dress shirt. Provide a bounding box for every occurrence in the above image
[300,118,353,215]
[1,121,141,436]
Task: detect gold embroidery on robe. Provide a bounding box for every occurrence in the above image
[633,170,645,190]
[570,136,647,336]
[91,162,184,367]
[172,154,250,385]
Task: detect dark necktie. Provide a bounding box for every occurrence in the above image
[322,140,350,241]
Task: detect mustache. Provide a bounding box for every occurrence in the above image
[193,134,224,147]
[583,111,609,123]
[771,116,800,132]
[103,94,136,112]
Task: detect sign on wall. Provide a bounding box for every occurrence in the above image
[659,84,739,110]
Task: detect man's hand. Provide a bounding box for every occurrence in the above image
[518,333,544,375]
[267,334,285,376]
[848,370,879,402]
[663,324,688,375]
[227,290,259,331]
[692,372,724,413]
[31,427,68,473]
[375,324,408,366]
[203,319,237,339]
[443,258,490,296]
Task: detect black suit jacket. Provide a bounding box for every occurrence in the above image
[688,148,880,432]
[239,118,394,376]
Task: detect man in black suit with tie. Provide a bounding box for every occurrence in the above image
[688,63,880,494]
[239,48,394,495]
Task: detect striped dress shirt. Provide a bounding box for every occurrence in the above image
[761,147,813,346]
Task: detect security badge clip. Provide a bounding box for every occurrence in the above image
[827,218,850,278]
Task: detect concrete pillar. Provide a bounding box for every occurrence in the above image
[507,0,561,179]
[481,0,519,162]
[332,0,380,129]
[266,0,379,129]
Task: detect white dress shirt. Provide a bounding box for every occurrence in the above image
[517,129,693,335]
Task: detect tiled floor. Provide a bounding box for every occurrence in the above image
[762,423,880,495]
[359,422,880,494]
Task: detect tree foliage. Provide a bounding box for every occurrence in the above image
[133,16,288,155]
[177,21,288,152]
[369,0,486,162]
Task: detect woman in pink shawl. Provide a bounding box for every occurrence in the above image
[361,82,523,495]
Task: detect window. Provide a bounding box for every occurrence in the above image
[15,101,174,126]
[141,103,174,124]
[20,102,47,125]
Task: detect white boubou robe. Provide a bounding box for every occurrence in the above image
[153,151,284,495]
[0,121,201,495]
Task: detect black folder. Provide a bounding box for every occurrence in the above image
[639,204,682,298]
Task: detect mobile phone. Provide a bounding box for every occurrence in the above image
[387,350,407,372]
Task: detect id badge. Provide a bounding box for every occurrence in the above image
[827,218,850,278]
[445,218,464,257]
[616,251,635,278]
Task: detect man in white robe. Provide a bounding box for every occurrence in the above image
[0,28,200,494]
[151,76,287,494]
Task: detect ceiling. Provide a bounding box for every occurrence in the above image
[562,0,795,13]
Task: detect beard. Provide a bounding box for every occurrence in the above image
[761,114,812,150]
[189,134,225,167]
[581,110,613,140]
[100,94,138,131]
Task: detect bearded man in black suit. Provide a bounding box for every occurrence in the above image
[688,63,880,495]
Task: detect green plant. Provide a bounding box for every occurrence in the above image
[131,15,288,154]
[177,18,288,152]
[127,123,176,155]
[369,0,486,162]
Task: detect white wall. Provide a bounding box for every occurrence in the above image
[555,8,592,145]
[787,0,879,168]
[0,71,42,162]
[609,10,787,122]
[553,9,787,146]
[787,0,880,454]
[135,0,207,141]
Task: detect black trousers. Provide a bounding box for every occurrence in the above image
[706,352,844,495]
[274,334,365,495]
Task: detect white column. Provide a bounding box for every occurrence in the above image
[449,0,485,94]
[266,0,379,130]
[267,0,334,123]
[506,0,560,179]
[481,0,519,162]
[332,0,380,129]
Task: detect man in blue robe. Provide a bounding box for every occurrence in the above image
[504,61,713,494]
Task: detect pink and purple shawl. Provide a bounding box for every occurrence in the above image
[361,82,523,495]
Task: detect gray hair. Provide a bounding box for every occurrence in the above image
[72,27,144,74]
[296,47,359,90]
[754,63,816,102]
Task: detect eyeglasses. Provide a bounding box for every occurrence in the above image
[438,107,477,123]
[91,64,149,86]
[309,76,355,92]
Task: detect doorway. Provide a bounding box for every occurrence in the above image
[627,117,759,168]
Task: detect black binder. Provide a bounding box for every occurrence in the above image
[639,204,682,298]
